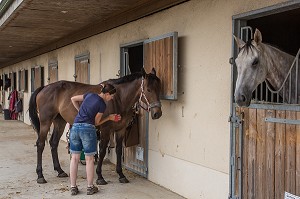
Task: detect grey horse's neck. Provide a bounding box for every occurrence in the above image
[263,43,300,103]
[263,44,295,90]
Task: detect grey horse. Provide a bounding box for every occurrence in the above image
[234,29,299,107]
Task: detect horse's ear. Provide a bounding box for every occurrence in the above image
[151,68,156,75]
[233,35,245,49]
[254,29,262,44]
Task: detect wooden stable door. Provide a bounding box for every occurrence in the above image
[234,107,300,199]
[31,66,44,92]
[121,42,149,177]
[123,107,148,177]
[48,62,58,83]
[121,32,178,177]
[144,32,178,100]
[75,55,89,84]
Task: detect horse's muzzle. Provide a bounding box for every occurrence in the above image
[235,93,251,107]
[150,107,162,119]
[152,111,162,119]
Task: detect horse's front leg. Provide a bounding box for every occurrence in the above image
[49,117,68,178]
[96,136,109,185]
[116,133,129,183]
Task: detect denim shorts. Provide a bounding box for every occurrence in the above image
[69,123,97,156]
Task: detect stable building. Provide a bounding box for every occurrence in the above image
[0,0,299,198]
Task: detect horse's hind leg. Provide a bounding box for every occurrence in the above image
[50,115,68,178]
[115,132,129,183]
[96,135,109,185]
[36,120,52,184]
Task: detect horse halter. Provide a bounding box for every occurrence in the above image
[138,77,161,112]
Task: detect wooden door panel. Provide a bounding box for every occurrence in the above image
[48,62,58,83]
[123,107,148,177]
[144,32,178,100]
[75,58,89,84]
[235,107,300,198]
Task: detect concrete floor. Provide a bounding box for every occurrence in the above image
[0,113,185,199]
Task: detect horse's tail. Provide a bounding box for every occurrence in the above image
[29,86,44,135]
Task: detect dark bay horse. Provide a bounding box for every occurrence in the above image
[29,68,162,184]
[234,29,300,107]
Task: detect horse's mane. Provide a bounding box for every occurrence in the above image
[241,39,255,55]
[245,39,253,48]
[106,71,143,85]
[241,39,295,57]
[101,70,160,85]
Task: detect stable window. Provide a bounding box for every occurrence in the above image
[9,72,17,91]
[31,66,44,92]
[233,8,300,105]
[74,53,90,84]
[4,74,10,91]
[19,69,28,92]
[48,61,58,84]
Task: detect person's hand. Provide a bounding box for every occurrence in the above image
[109,114,121,122]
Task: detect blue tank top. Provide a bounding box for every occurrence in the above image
[74,93,106,125]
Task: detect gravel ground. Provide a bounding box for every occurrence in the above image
[0,114,184,199]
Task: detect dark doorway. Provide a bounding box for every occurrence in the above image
[247,8,300,56]
[128,45,143,73]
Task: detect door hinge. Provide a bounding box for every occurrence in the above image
[228,115,242,127]
[265,117,300,125]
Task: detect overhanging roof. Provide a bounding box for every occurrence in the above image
[0,0,187,69]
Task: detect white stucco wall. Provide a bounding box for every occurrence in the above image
[0,0,289,198]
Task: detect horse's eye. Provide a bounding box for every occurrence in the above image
[147,88,151,92]
[252,59,259,66]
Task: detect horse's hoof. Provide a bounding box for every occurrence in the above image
[58,172,68,178]
[37,178,47,184]
[119,177,129,183]
[96,178,108,185]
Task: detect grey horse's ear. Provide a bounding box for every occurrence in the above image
[253,29,262,44]
[151,68,156,75]
[233,35,245,49]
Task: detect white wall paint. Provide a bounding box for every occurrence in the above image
[148,150,228,199]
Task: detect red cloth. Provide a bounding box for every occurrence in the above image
[9,90,18,120]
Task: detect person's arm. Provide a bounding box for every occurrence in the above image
[71,95,84,111]
[95,113,121,126]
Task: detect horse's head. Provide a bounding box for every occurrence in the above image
[234,29,268,107]
[139,68,162,119]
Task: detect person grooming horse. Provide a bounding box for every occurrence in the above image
[69,83,121,195]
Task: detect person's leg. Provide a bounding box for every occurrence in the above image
[70,153,80,187]
[80,124,98,194]
[85,155,94,186]
[69,124,83,195]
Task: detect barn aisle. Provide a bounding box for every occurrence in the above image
[0,114,184,199]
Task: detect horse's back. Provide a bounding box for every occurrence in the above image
[36,80,102,124]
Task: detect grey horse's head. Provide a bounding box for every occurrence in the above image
[234,29,268,107]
